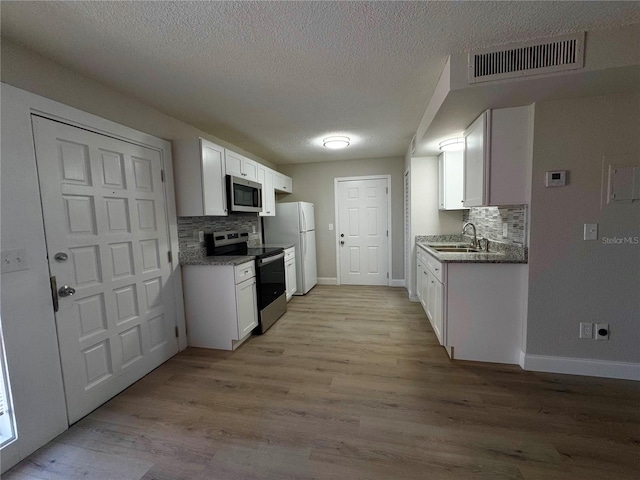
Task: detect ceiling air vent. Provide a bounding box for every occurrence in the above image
[468,32,584,84]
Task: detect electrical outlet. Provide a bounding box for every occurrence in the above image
[502,223,508,238]
[595,323,609,340]
[579,322,593,339]
[198,231,205,243]
[1,248,29,274]
[583,223,598,241]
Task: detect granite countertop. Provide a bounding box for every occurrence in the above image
[181,255,256,266]
[179,246,254,266]
[416,235,527,264]
[261,243,296,250]
[179,243,295,266]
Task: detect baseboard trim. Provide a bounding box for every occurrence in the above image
[409,295,419,303]
[521,352,640,381]
[317,278,406,288]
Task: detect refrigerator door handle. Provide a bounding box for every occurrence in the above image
[302,232,306,257]
[301,208,306,233]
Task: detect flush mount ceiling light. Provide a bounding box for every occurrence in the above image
[438,137,464,152]
[323,136,350,149]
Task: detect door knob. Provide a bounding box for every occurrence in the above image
[54,252,68,262]
[340,241,345,245]
[340,234,344,237]
[58,285,76,297]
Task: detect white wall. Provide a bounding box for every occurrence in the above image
[278,157,405,282]
[526,93,640,364]
[1,85,70,471]
[406,156,463,297]
[0,39,276,169]
[0,39,276,471]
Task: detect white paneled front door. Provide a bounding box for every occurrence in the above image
[336,177,389,286]
[32,116,178,424]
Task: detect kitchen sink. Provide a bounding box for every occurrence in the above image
[430,246,481,253]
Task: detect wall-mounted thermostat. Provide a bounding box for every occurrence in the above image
[545,170,567,187]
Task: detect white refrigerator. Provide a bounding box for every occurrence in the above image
[264,202,317,294]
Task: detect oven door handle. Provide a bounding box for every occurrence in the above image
[258,251,285,266]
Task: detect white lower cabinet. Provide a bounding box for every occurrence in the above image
[284,247,297,300]
[417,248,444,345]
[426,269,444,343]
[416,245,526,364]
[182,261,258,350]
[416,250,425,307]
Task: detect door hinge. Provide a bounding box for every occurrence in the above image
[387,230,389,237]
[175,326,179,338]
[161,169,165,182]
[386,187,388,194]
[168,251,173,263]
[386,272,389,279]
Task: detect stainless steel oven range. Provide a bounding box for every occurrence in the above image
[205,231,286,333]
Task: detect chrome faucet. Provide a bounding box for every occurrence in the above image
[462,222,478,248]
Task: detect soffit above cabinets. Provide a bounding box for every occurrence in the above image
[414,25,640,157]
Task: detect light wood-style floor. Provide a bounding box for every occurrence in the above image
[6,286,640,480]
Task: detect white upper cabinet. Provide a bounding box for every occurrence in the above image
[225,150,258,182]
[463,105,532,207]
[463,111,490,207]
[174,138,228,217]
[273,171,293,193]
[438,151,466,210]
[174,138,291,217]
[257,165,276,217]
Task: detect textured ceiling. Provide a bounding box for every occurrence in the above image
[2,1,639,164]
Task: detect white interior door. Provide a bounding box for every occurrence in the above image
[337,178,389,285]
[32,116,179,424]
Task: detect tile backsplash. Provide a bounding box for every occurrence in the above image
[462,205,527,245]
[178,214,261,251]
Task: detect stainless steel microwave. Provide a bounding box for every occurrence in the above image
[227,175,262,213]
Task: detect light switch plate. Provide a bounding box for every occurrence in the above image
[1,248,29,274]
[579,322,593,339]
[329,223,334,231]
[583,223,598,241]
